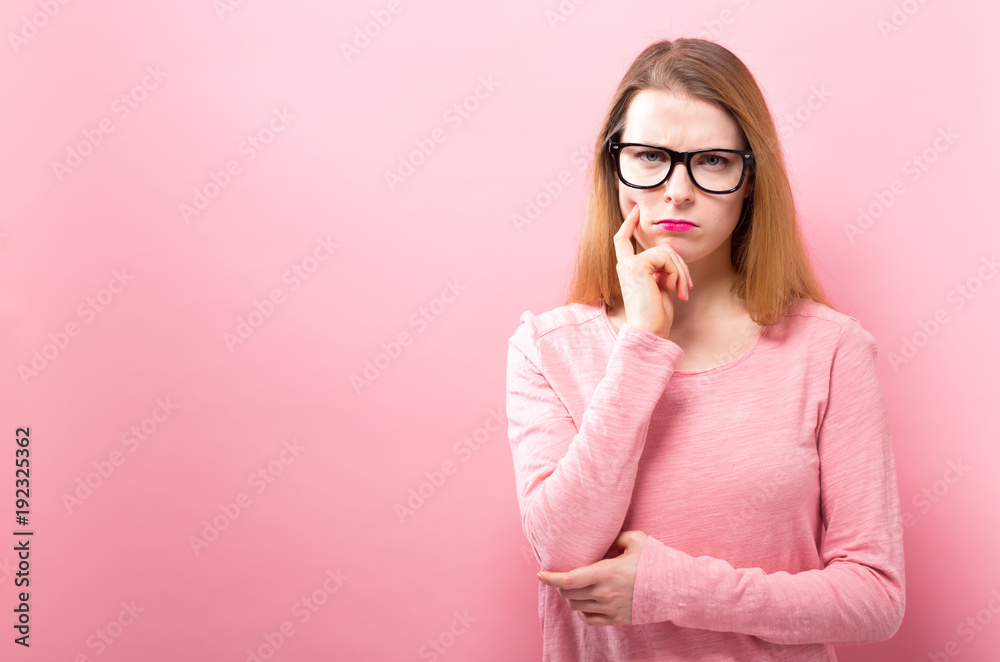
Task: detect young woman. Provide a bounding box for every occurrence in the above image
[505,38,905,661]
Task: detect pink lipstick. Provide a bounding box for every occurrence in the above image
[654,220,697,231]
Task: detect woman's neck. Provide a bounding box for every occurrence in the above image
[673,252,742,321]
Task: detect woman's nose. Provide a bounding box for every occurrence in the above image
[661,163,696,204]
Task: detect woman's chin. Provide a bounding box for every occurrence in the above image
[638,236,688,257]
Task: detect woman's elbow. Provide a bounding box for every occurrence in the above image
[865,577,906,643]
[880,584,906,641]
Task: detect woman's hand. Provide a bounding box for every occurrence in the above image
[536,530,648,626]
[614,203,692,340]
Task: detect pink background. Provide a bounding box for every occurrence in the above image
[1,1,998,660]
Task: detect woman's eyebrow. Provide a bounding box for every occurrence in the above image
[632,141,742,150]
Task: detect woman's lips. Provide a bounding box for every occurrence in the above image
[654,220,697,231]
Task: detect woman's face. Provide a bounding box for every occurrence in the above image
[616,88,752,268]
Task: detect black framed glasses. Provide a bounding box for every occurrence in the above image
[608,141,755,194]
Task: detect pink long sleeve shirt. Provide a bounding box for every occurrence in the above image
[505,296,905,661]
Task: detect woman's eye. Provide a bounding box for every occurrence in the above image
[637,150,665,163]
[697,153,730,168]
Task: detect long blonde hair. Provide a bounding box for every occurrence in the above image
[565,38,832,326]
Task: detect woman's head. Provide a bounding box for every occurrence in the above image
[612,88,754,277]
[566,38,831,325]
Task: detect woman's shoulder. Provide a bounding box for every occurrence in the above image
[508,297,606,355]
[778,297,878,354]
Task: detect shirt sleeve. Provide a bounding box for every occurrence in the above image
[505,317,684,572]
[630,317,906,645]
